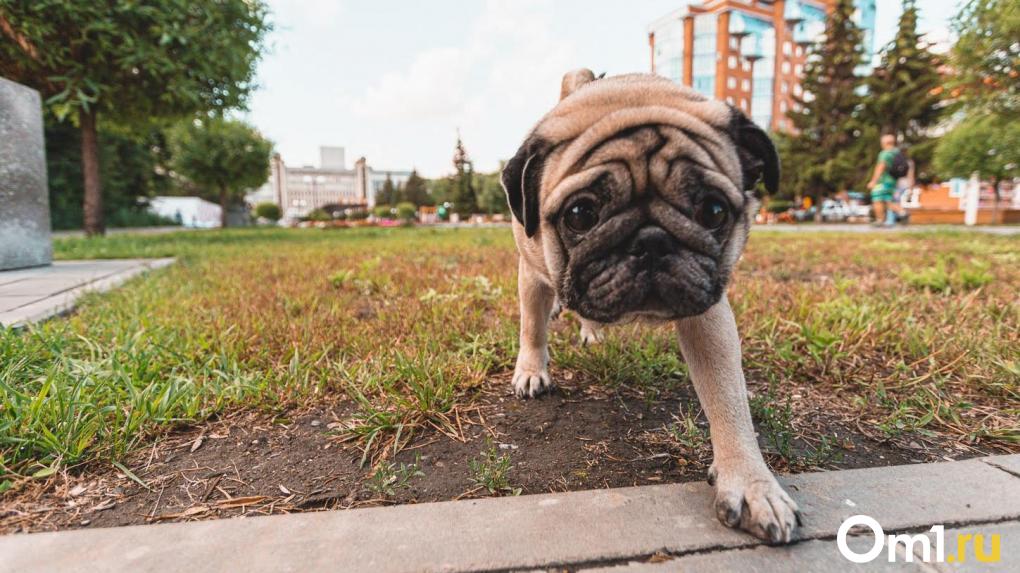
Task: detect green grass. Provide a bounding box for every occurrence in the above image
[0,227,1017,483]
[365,453,425,497]
[469,439,520,496]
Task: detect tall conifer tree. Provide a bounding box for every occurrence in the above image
[784,0,867,200]
[865,0,944,142]
[450,134,477,216]
[862,0,945,182]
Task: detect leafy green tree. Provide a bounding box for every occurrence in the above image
[254,202,281,222]
[44,116,174,229]
[934,113,1020,206]
[864,0,945,151]
[450,135,477,216]
[783,0,868,200]
[376,175,397,206]
[950,0,1020,118]
[169,117,272,228]
[373,204,393,218]
[395,201,417,220]
[400,170,432,206]
[427,177,453,205]
[474,167,510,215]
[0,1,271,235]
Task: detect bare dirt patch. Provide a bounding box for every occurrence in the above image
[3,371,997,534]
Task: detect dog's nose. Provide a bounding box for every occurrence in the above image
[629,226,675,259]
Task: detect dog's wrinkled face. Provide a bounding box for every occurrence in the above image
[503,72,779,323]
[553,126,741,321]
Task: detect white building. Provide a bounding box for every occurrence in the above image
[148,196,222,228]
[251,146,412,219]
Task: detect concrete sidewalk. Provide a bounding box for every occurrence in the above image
[2,455,1017,572]
[0,258,175,328]
[754,223,1020,235]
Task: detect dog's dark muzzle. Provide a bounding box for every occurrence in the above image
[564,224,723,323]
[628,226,677,263]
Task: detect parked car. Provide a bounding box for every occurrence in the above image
[820,199,850,222]
[792,206,818,222]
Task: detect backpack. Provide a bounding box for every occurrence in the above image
[888,149,910,179]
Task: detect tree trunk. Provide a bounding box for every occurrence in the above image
[80,108,104,236]
[219,185,229,228]
[991,178,1001,224]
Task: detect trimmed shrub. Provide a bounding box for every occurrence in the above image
[395,202,417,220]
[307,208,331,222]
[253,202,281,221]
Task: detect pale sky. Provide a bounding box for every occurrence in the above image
[247,0,961,178]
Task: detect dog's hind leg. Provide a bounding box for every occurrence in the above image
[512,261,555,398]
[578,318,604,345]
[549,297,562,321]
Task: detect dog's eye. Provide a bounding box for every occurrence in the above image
[564,198,600,234]
[696,196,729,230]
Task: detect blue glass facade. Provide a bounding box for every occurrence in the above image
[691,14,717,97]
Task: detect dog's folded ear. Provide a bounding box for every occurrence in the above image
[560,69,597,100]
[731,109,780,196]
[501,137,549,238]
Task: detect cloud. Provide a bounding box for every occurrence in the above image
[345,0,576,173]
[350,47,471,120]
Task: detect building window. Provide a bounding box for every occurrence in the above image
[741,98,748,109]
[742,79,751,91]
[794,84,802,96]
[728,77,737,89]
[795,64,803,75]
[692,14,718,97]
[743,61,752,71]
[782,61,791,74]
[780,101,788,113]
[784,41,792,56]
[781,81,789,94]
[729,55,737,69]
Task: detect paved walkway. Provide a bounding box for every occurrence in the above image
[755,223,1020,235]
[0,259,175,328]
[2,455,1016,572]
[51,226,196,238]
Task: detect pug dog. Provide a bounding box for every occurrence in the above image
[500,70,800,544]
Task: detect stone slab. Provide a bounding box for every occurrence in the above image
[0,456,1017,573]
[0,258,174,328]
[586,536,933,572]
[0,76,51,271]
[927,522,1018,572]
[788,455,1020,538]
[1,277,98,296]
[589,520,1020,572]
[981,454,1020,479]
[0,294,44,312]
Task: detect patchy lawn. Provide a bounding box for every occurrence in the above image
[1,226,1017,533]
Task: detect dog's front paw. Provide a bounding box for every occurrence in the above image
[708,463,801,544]
[512,363,552,399]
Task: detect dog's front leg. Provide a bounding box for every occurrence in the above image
[512,261,555,398]
[677,296,800,544]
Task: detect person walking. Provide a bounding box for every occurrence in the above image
[867,134,909,226]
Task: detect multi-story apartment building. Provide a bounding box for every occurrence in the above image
[249,146,412,219]
[648,0,876,131]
